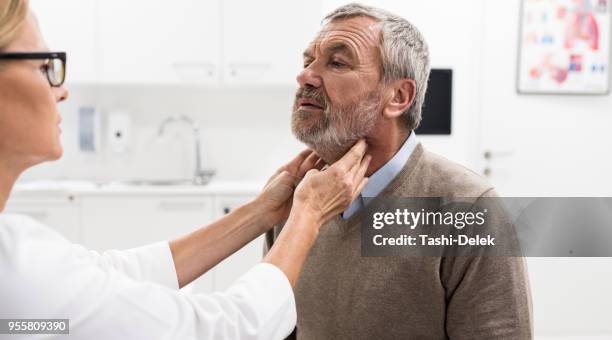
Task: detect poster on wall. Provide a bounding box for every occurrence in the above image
[517,0,611,94]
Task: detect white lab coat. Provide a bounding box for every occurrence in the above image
[0,214,296,340]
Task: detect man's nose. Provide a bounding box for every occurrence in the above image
[54,85,69,103]
[296,66,322,88]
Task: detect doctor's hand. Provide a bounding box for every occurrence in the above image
[292,139,371,227]
[263,140,370,287]
[255,149,325,227]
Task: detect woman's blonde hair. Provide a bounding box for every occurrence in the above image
[0,0,28,51]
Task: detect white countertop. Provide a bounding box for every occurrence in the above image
[12,179,266,196]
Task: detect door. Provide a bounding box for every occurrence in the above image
[478,0,612,197]
[478,0,612,337]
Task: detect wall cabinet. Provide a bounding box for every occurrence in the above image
[96,0,220,84]
[31,0,323,85]
[30,0,97,83]
[221,0,322,85]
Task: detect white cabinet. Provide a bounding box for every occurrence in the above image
[80,195,213,250]
[31,0,323,85]
[30,0,97,83]
[80,194,215,293]
[211,195,263,291]
[5,189,265,294]
[96,0,220,84]
[4,193,81,243]
[221,0,322,85]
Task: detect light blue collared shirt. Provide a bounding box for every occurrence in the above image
[342,132,419,219]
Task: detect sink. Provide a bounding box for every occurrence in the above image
[118,179,197,186]
[99,170,215,187]
[102,178,211,187]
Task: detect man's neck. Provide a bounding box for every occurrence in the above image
[364,127,410,177]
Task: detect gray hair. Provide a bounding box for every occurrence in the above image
[322,3,430,130]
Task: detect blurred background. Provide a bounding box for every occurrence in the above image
[5,0,612,338]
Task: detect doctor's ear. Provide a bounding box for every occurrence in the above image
[382,78,417,119]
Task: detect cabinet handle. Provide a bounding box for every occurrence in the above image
[158,201,207,211]
[228,63,271,77]
[172,62,216,79]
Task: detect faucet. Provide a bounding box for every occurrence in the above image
[158,115,215,185]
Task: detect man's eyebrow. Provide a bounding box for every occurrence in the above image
[325,42,355,59]
[302,42,356,60]
[303,49,314,59]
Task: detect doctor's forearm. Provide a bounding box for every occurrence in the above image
[169,200,273,288]
[263,207,319,287]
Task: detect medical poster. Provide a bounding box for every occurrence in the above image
[518,0,611,94]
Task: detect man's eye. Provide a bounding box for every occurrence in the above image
[303,61,312,68]
[330,61,347,68]
[39,64,48,75]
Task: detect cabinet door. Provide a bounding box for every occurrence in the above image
[211,195,262,291]
[96,0,220,84]
[221,0,322,85]
[81,195,215,293]
[81,195,212,250]
[30,0,97,83]
[4,194,81,243]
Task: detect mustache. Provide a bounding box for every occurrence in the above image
[294,86,329,110]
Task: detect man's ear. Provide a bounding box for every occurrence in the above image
[382,79,417,119]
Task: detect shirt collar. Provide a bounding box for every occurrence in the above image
[361,131,418,199]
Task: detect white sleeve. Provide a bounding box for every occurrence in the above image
[0,215,297,340]
[84,242,180,289]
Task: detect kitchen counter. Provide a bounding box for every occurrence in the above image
[11,179,266,197]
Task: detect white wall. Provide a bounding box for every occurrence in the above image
[21,85,305,182]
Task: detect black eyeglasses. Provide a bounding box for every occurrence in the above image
[0,52,66,87]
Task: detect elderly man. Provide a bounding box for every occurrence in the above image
[265,3,533,340]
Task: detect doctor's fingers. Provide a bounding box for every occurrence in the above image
[333,139,368,173]
[314,157,326,171]
[296,152,321,179]
[350,155,371,198]
[280,149,313,176]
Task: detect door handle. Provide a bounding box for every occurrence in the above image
[482,150,514,177]
[483,150,514,160]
